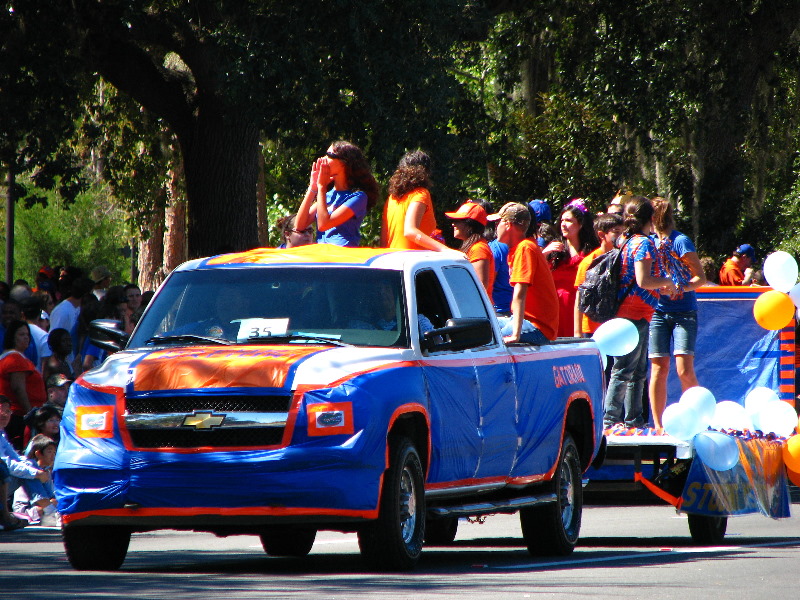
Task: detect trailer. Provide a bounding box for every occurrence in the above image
[585,286,797,542]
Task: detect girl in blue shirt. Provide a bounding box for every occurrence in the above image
[295,141,379,247]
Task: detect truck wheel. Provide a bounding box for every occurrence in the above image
[63,525,131,571]
[358,437,425,570]
[687,514,728,545]
[520,433,582,556]
[424,516,458,545]
[260,527,317,557]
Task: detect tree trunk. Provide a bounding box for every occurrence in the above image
[137,192,165,292]
[164,156,187,274]
[4,163,15,283]
[256,144,268,248]
[180,114,260,259]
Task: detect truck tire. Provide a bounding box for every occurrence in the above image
[424,516,458,545]
[63,525,131,571]
[687,514,727,545]
[520,433,582,556]
[260,527,317,557]
[358,437,425,570]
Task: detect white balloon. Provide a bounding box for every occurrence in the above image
[744,387,779,430]
[757,400,798,437]
[763,251,799,293]
[709,400,753,432]
[679,386,716,426]
[592,318,639,357]
[789,282,800,309]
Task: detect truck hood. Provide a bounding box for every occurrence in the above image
[81,344,410,392]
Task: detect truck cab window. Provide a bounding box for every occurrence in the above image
[441,266,492,320]
[414,269,453,330]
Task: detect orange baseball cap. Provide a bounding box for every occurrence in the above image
[444,201,488,226]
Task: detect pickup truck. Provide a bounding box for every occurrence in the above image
[54,244,606,571]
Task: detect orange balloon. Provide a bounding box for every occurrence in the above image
[783,435,800,472]
[753,290,795,330]
[787,466,800,487]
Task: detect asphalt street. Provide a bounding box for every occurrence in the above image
[2,501,799,599]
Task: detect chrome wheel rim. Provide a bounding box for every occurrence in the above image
[399,465,417,544]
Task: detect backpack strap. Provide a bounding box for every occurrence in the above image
[615,237,635,301]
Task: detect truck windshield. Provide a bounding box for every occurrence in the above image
[128,267,409,349]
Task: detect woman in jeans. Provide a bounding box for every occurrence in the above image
[647,198,706,431]
[603,197,677,430]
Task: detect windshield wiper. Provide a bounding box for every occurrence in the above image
[145,334,233,346]
[247,333,352,347]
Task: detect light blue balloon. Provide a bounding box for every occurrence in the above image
[592,318,639,357]
[694,431,740,471]
[662,402,706,441]
[679,386,716,426]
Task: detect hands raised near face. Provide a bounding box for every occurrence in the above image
[313,157,331,190]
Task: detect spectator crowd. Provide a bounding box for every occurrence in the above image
[1,264,151,531]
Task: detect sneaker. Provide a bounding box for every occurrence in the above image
[39,512,61,528]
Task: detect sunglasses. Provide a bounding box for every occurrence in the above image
[325,151,342,160]
[291,227,314,235]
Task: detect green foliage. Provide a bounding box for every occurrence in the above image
[6,183,131,283]
[78,82,173,237]
[489,94,626,211]
[0,0,86,168]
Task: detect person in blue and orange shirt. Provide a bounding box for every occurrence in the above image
[489,202,559,344]
[603,196,677,430]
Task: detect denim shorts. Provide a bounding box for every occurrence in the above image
[649,310,697,357]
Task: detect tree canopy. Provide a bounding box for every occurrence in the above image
[4,1,800,274]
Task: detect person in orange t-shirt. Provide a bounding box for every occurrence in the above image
[381,150,449,251]
[718,244,756,285]
[446,201,495,300]
[489,202,559,343]
[574,213,624,336]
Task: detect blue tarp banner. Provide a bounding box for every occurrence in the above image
[665,287,795,410]
[680,436,791,518]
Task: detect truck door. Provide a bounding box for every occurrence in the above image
[415,268,482,485]
[440,266,518,480]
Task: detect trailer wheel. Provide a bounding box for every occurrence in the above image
[424,516,458,545]
[358,436,425,570]
[63,525,131,571]
[687,514,728,545]
[260,527,317,557]
[520,433,582,556]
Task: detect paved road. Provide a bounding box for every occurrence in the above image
[3,501,800,599]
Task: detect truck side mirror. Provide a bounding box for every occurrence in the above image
[422,317,494,352]
[89,319,129,354]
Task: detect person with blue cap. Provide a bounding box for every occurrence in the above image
[528,199,552,224]
[719,244,756,285]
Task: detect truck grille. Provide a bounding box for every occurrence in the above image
[128,427,285,449]
[126,394,291,414]
[124,393,292,450]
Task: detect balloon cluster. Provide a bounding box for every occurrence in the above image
[663,386,800,472]
[753,251,800,330]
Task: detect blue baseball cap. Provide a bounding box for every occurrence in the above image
[736,244,756,260]
[528,199,552,223]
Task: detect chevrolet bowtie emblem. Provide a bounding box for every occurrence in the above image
[182,411,226,429]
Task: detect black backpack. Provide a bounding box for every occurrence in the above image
[577,239,632,323]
